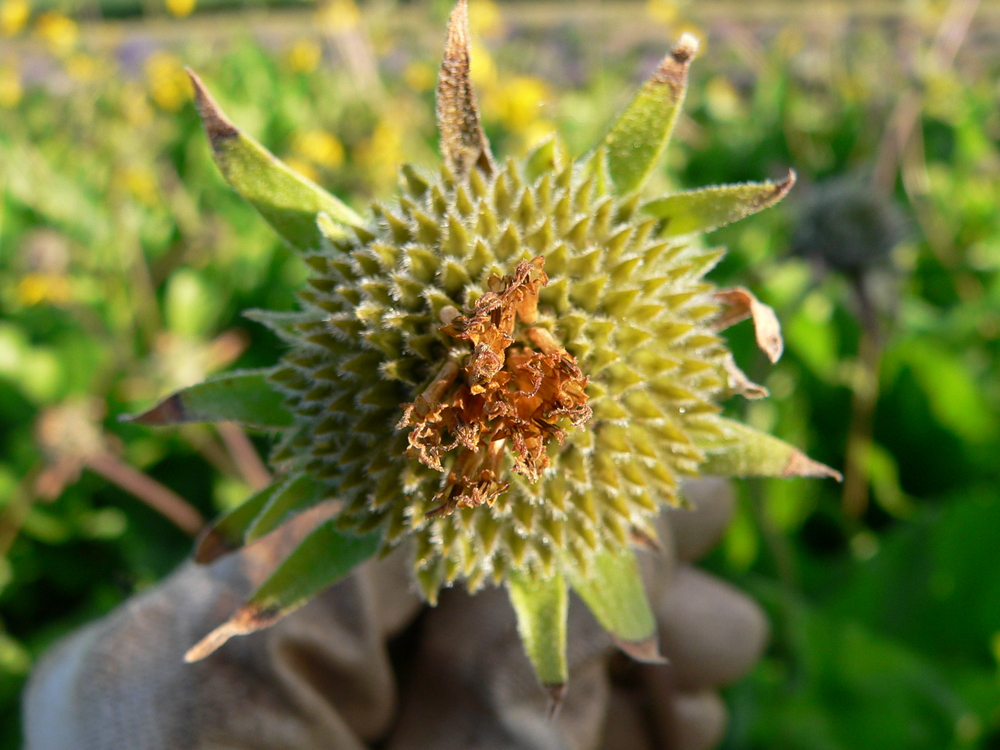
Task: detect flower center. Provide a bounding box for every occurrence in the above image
[397,257,592,516]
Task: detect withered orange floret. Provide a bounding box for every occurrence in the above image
[398,258,591,516]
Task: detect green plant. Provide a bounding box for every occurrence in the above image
[126,0,842,698]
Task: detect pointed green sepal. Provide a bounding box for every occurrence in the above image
[187,70,364,251]
[185,521,381,661]
[642,170,796,237]
[245,473,331,543]
[122,369,295,430]
[243,309,315,344]
[567,547,662,661]
[195,481,280,563]
[524,135,565,183]
[507,570,569,689]
[602,34,699,196]
[698,417,842,480]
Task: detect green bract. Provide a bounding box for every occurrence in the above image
[130,0,840,695]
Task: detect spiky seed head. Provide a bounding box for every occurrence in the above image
[164,2,840,692]
[269,147,735,598]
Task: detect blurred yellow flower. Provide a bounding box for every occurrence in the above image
[121,80,154,127]
[284,157,320,184]
[646,0,680,25]
[0,0,29,36]
[494,75,550,133]
[356,119,403,190]
[34,12,77,57]
[286,38,322,74]
[120,165,160,207]
[144,50,191,112]
[704,75,743,122]
[318,0,360,33]
[293,130,345,170]
[467,0,501,39]
[16,274,71,307]
[165,0,196,18]
[65,52,98,82]
[0,64,21,107]
[469,39,496,89]
[520,119,557,151]
[403,60,435,93]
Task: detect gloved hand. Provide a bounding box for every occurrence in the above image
[23,478,767,750]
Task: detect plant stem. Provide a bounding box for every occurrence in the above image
[216,422,271,491]
[84,452,205,536]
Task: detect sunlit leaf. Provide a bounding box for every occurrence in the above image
[507,570,568,692]
[123,370,294,429]
[187,70,364,251]
[602,33,698,196]
[642,171,795,238]
[567,547,663,662]
[699,417,842,480]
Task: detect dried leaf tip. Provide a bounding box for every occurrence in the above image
[741,168,797,212]
[651,32,700,87]
[784,450,844,482]
[184,605,279,662]
[671,32,700,63]
[613,635,669,665]
[773,168,797,199]
[193,526,234,564]
[437,0,494,179]
[712,287,784,363]
[545,684,568,720]
[185,68,239,146]
[120,393,186,425]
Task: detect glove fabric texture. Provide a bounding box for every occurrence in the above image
[23,478,767,750]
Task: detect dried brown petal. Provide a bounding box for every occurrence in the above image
[399,258,590,517]
[721,354,768,400]
[442,257,548,390]
[436,0,494,179]
[711,287,784,363]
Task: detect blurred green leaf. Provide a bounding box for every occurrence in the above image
[164,269,223,339]
[124,370,294,430]
[184,521,380,662]
[867,442,915,519]
[507,570,569,688]
[783,292,839,382]
[724,498,760,572]
[0,632,30,675]
[567,547,659,654]
[196,481,277,563]
[893,340,996,443]
[245,473,330,543]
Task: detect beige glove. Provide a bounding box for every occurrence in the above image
[23,478,767,750]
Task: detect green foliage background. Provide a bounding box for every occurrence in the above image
[1,0,999,747]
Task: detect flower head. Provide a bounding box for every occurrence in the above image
[131,0,840,694]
